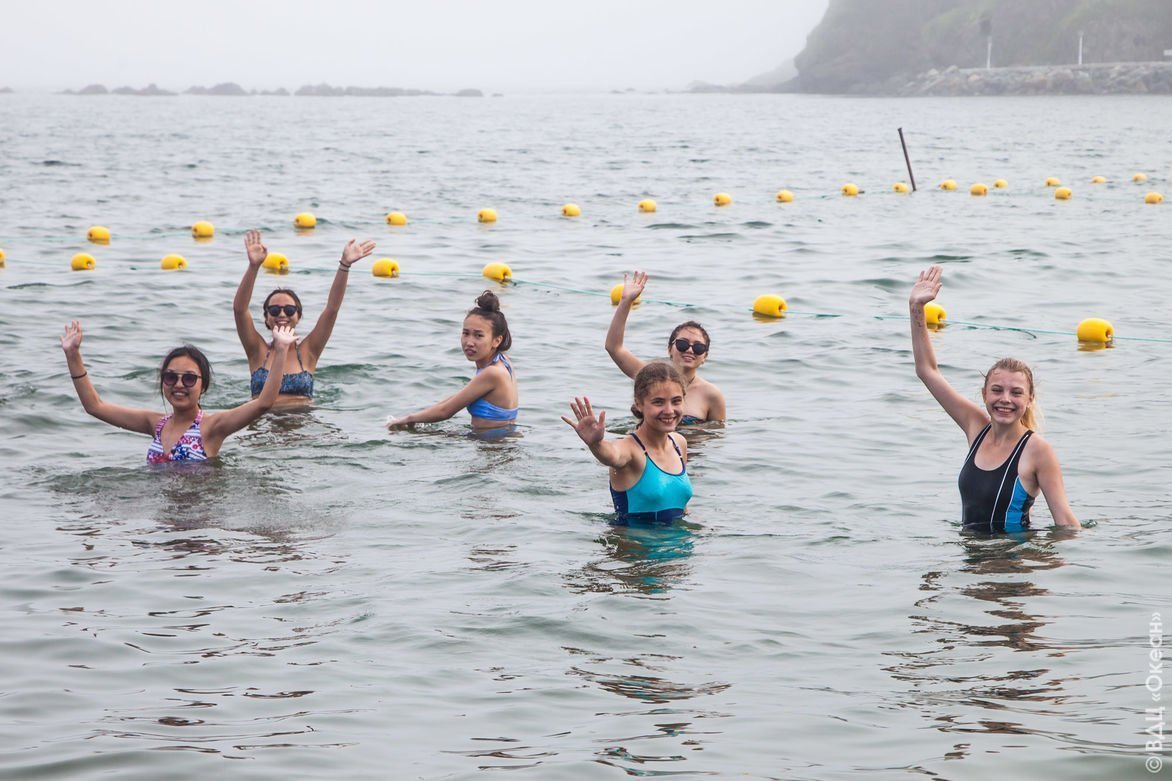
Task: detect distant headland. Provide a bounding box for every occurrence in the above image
[698,0,1172,95]
[56,82,487,98]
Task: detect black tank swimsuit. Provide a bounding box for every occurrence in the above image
[958,424,1035,533]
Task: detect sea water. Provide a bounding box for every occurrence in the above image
[1,92,1170,779]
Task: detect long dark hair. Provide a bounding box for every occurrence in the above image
[159,345,212,397]
[467,290,512,353]
[630,361,686,420]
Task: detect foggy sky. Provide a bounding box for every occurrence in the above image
[0,1,828,92]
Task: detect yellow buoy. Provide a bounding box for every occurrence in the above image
[1076,318,1113,344]
[993,179,1008,189]
[293,212,317,229]
[1054,186,1073,200]
[893,182,910,194]
[970,183,988,196]
[637,198,657,213]
[940,179,957,191]
[477,208,498,223]
[610,283,642,306]
[482,262,512,282]
[160,254,187,270]
[71,253,96,271]
[372,258,400,277]
[191,221,215,239]
[1045,177,1061,187]
[262,252,289,273]
[385,212,408,226]
[1144,192,1164,204]
[775,190,794,203]
[752,294,787,318]
[924,302,946,327]
[87,225,111,244]
[841,183,859,197]
[1091,176,1107,184]
[714,192,732,206]
[0,248,6,266]
[562,203,581,217]
[1133,172,1148,183]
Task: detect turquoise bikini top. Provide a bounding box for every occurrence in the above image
[467,353,517,421]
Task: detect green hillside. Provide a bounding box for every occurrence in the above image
[790,0,1172,92]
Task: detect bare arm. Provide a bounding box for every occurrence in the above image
[60,321,158,435]
[1031,439,1081,528]
[909,266,988,439]
[604,271,649,379]
[561,397,636,470]
[387,366,500,428]
[201,325,295,448]
[301,239,376,367]
[234,229,269,367]
[705,385,727,423]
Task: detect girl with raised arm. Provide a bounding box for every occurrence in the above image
[909,265,1079,532]
[606,271,725,424]
[234,229,375,407]
[60,320,295,464]
[386,290,518,432]
[564,362,692,524]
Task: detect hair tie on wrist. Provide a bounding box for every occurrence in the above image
[339,264,351,272]
[71,371,87,380]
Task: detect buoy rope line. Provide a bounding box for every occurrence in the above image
[873,315,1172,344]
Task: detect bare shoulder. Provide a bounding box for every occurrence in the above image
[1022,432,1060,469]
[670,431,689,457]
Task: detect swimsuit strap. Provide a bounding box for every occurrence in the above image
[630,432,648,454]
[154,413,172,437]
[964,423,992,461]
[630,432,685,470]
[261,341,306,371]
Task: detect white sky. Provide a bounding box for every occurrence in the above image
[0,0,828,92]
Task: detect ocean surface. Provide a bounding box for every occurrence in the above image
[1,91,1170,779]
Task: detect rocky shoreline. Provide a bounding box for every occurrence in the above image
[899,61,1172,96]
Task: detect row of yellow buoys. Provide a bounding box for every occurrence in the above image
[931,175,1162,202]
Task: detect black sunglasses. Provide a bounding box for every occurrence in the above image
[267,304,298,317]
[161,371,201,388]
[673,338,709,356]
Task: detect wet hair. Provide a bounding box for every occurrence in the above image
[630,361,687,420]
[982,357,1040,431]
[159,345,212,397]
[262,288,303,325]
[466,290,512,353]
[668,320,711,350]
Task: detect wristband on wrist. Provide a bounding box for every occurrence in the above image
[71,371,87,380]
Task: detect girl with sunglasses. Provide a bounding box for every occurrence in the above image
[563,361,692,524]
[233,229,375,407]
[605,271,726,424]
[386,290,518,432]
[60,320,296,464]
[909,266,1079,532]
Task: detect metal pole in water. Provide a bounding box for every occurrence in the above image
[1078,31,1084,65]
[898,128,917,192]
[986,36,993,69]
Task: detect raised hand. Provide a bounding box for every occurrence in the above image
[621,271,648,304]
[271,324,296,349]
[561,396,606,446]
[60,320,83,354]
[340,239,376,268]
[910,265,943,308]
[244,229,268,267]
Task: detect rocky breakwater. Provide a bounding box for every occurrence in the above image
[901,62,1172,96]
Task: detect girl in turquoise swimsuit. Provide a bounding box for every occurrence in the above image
[386,290,519,431]
[61,320,295,464]
[564,361,693,523]
[234,229,375,408]
[605,271,726,424]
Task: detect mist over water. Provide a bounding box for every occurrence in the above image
[1,91,1170,777]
